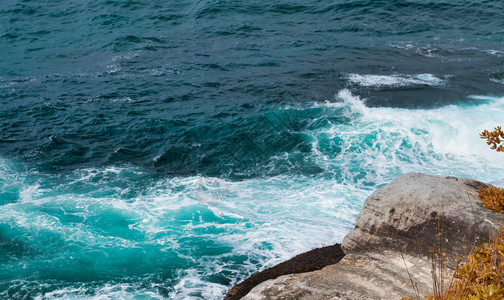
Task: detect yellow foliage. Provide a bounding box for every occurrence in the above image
[480,126,504,152]
[478,187,504,214]
[422,228,504,300]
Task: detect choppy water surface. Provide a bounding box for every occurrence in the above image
[1,0,504,298]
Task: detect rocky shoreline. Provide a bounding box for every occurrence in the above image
[224,244,345,300]
[225,173,504,299]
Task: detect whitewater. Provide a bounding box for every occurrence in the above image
[2,88,504,298]
[1,0,504,299]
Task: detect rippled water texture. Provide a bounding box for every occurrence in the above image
[1,0,504,298]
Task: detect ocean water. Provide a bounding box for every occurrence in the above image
[1,0,504,298]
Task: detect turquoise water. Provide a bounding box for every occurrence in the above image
[1,0,504,299]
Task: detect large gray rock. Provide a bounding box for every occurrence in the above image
[342,173,503,267]
[239,173,504,299]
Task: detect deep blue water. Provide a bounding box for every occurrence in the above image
[1,0,504,298]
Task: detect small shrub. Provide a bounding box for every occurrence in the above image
[434,228,504,299]
[478,187,504,214]
[480,126,504,152]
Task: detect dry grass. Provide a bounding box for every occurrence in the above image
[429,228,504,299]
[402,229,504,299]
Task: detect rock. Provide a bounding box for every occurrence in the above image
[225,244,345,300]
[342,173,503,268]
[236,173,504,299]
[242,251,433,300]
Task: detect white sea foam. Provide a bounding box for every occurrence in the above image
[490,77,504,85]
[34,282,166,300]
[485,49,504,57]
[0,162,360,299]
[346,73,446,88]
[316,90,504,185]
[2,92,504,299]
[333,89,368,114]
[170,269,230,300]
[193,177,229,206]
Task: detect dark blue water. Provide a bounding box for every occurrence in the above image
[1,0,504,298]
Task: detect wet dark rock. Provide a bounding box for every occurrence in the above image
[224,244,345,300]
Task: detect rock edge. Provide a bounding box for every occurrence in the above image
[228,173,504,299]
